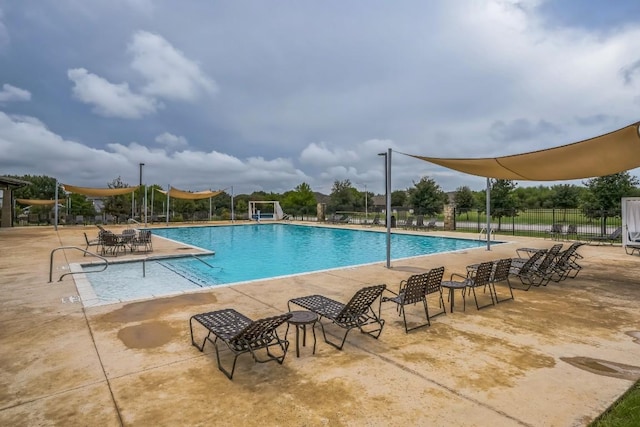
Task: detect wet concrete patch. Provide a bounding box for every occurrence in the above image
[561,357,640,381]
[98,292,218,324]
[118,322,177,349]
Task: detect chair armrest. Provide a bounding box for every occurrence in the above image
[450,272,467,282]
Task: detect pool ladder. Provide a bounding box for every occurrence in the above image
[479,227,496,241]
[49,246,109,283]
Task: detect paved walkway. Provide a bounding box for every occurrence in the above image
[1,223,639,426]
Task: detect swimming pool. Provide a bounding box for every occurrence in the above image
[80,224,496,306]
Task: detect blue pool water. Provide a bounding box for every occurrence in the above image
[82,224,494,305]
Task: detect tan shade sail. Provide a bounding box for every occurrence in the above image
[16,198,64,206]
[62,184,140,196]
[409,121,640,180]
[156,186,223,200]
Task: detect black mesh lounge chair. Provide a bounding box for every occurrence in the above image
[381,267,445,333]
[586,226,622,245]
[509,247,560,290]
[491,258,514,303]
[512,244,562,269]
[550,242,585,281]
[189,309,292,380]
[288,284,386,350]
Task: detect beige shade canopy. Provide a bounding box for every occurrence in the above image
[409,121,640,180]
[62,184,140,196]
[156,186,223,200]
[16,198,64,206]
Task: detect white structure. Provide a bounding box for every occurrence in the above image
[248,200,285,221]
[622,197,640,250]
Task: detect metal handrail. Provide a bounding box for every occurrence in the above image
[190,253,219,269]
[479,227,496,241]
[49,246,109,282]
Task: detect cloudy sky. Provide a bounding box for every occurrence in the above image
[1,0,639,195]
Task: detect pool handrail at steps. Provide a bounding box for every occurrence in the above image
[49,246,109,283]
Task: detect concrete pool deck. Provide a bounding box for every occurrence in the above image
[1,223,639,426]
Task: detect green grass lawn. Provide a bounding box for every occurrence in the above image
[590,380,640,426]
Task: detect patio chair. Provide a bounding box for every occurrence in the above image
[100,232,126,256]
[425,218,437,230]
[560,224,578,240]
[545,223,563,240]
[189,308,292,380]
[403,217,415,230]
[491,258,514,303]
[131,229,153,253]
[83,232,101,255]
[288,284,386,350]
[381,267,445,333]
[443,261,494,311]
[461,261,495,310]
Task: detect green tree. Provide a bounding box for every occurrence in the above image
[407,177,447,216]
[390,190,407,208]
[581,172,640,233]
[329,179,355,212]
[490,179,518,231]
[453,186,475,219]
[103,176,132,219]
[550,184,582,222]
[282,182,317,219]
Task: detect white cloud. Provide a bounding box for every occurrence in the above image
[0,111,310,194]
[0,84,31,102]
[155,132,188,149]
[128,31,217,101]
[299,142,359,166]
[67,68,160,119]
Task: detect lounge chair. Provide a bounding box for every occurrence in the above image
[508,247,559,290]
[381,267,445,333]
[512,244,562,269]
[189,308,292,379]
[550,242,585,281]
[585,226,622,245]
[288,284,386,350]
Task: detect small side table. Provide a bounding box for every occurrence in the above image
[286,311,318,357]
[440,281,467,313]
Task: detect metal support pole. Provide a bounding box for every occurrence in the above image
[378,149,392,268]
[231,186,235,222]
[54,181,58,231]
[486,177,491,251]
